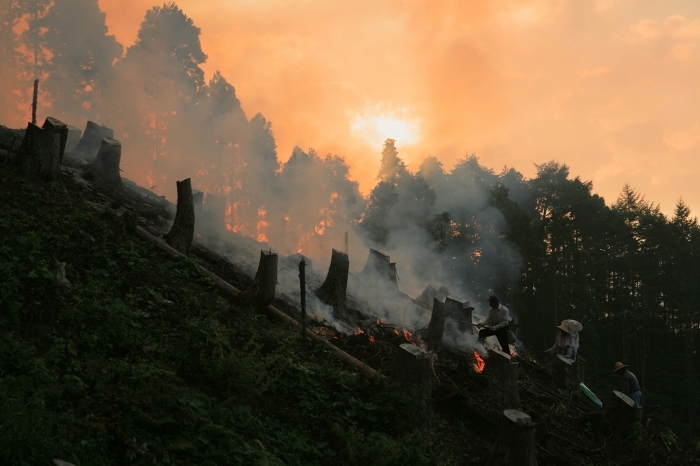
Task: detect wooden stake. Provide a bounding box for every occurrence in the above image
[164,178,195,255]
[31,79,38,125]
[299,257,307,348]
[487,409,538,466]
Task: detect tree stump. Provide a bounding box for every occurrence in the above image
[360,248,398,293]
[605,390,643,439]
[484,349,520,409]
[65,125,82,152]
[192,189,204,231]
[426,298,446,351]
[316,249,349,320]
[72,120,114,162]
[85,138,123,191]
[238,250,278,309]
[17,117,68,181]
[444,297,474,333]
[164,178,195,255]
[549,353,584,390]
[487,409,537,466]
[391,343,433,430]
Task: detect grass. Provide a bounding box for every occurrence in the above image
[0,162,460,466]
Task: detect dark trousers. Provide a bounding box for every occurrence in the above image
[478,327,511,355]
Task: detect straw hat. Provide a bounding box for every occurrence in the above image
[556,319,583,334]
[613,362,627,373]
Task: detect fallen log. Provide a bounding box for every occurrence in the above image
[426,298,446,351]
[487,409,538,466]
[132,225,383,379]
[316,249,349,320]
[85,138,123,191]
[392,343,433,429]
[164,178,195,255]
[238,250,278,309]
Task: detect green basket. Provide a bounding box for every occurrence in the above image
[579,382,603,408]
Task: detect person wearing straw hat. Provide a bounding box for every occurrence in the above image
[476,295,511,355]
[545,319,582,361]
[613,362,642,407]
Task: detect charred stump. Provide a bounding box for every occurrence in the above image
[484,349,520,409]
[85,138,123,191]
[238,250,278,309]
[549,353,584,390]
[605,390,643,439]
[164,178,195,255]
[17,117,68,181]
[392,343,433,430]
[316,249,349,320]
[72,120,114,162]
[360,248,398,293]
[426,298,446,351]
[487,409,538,466]
[444,297,474,333]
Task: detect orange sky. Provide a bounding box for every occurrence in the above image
[99,0,700,217]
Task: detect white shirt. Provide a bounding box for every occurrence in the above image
[484,304,509,330]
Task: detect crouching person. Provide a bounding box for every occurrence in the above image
[546,319,582,362]
[477,295,511,356]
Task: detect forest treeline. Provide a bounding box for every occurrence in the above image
[1,0,698,444]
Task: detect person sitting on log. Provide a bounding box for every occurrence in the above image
[545,319,582,361]
[613,361,642,407]
[476,295,511,355]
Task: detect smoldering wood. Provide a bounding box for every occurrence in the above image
[238,250,278,309]
[549,353,584,390]
[426,298,446,351]
[605,390,643,439]
[444,296,474,333]
[316,248,349,320]
[17,117,68,181]
[85,138,123,191]
[392,343,433,430]
[484,348,520,409]
[360,248,398,293]
[487,409,538,466]
[164,178,195,255]
[71,120,114,162]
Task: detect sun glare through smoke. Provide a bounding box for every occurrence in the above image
[351,112,420,148]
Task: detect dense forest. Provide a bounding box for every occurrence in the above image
[1,0,698,445]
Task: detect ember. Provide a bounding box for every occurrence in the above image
[473,350,486,373]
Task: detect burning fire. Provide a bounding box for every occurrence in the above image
[403,329,412,341]
[256,207,269,243]
[472,350,486,373]
[509,344,518,357]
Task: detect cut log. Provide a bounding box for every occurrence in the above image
[238,250,278,309]
[316,249,349,320]
[71,120,114,162]
[164,178,195,255]
[392,343,433,430]
[16,117,67,181]
[85,138,123,191]
[549,353,584,390]
[605,390,643,439]
[426,298,446,351]
[487,409,538,466]
[484,348,520,409]
[444,296,474,333]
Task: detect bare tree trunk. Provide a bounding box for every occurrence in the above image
[605,390,643,439]
[316,249,349,320]
[484,349,520,409]
[85,138,123,191]
[164,178,194,255]
[238,250,278,309]
[392,343,433,430]
[17,117,67,181]
[426,298,446,351]
[548,353,584,390]
[487,409,538,466]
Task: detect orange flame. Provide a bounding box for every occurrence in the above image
[403,329,412,341]
[473,350,486,373]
